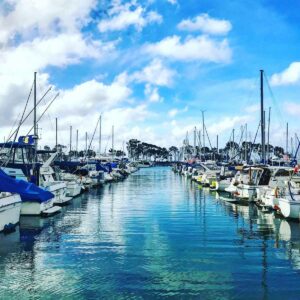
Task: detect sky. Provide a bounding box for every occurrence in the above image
[1,0,300,153]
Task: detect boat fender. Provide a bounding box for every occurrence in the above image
[274,204,280,211]
[274,187,279,198]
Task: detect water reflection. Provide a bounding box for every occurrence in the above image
[1,168,300,298]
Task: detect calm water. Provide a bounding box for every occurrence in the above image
[1,167,300,299]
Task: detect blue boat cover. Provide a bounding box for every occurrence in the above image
[0,168,54,203]
[96,164,109,172]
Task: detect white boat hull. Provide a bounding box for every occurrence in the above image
[0,194,21,232]
[66,182,82,197]
[279,197,300,219]
[236,185,256,200]
[21,198,55,215]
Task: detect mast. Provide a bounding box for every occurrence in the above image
[194,126,196,156]
[245,124,248,162]
[286,122,289,154]
[267,107,271,161]
[260,70,266,163]
[69,125,72,154]
[202,111,205,159]
[232,128,235,160]
[216,134,219,161]
[55,117,58,149]
[85,132,88,155]
[99,115,102,156]
[76,129,78,157]
[112,125,114,159]
[33,72,38,185]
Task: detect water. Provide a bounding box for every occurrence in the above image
[1,167,300,299]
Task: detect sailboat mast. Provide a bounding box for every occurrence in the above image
[76,129,78,157]
[202,111,205,159]
[85,132,88,155]
[69,125,72,154]
[99,115,102,156]
[34,72,37,142]
[267,107,271,161]
[33,71,38,185]
[55,117,58,149]
[286,122,289,154]
[260,70,266,163]
[194,127,196,156]
[112,125,114,159]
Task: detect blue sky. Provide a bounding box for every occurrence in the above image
[1,0,300,151]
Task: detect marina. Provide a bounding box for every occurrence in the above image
[1,167,300,298]
[2,0,300,298]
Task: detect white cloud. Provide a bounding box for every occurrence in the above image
[207,116,251,135]
[145,35,232,63]
[271,62,300,86]
[167,0,177,5]
[168,106,188,117]
[0,33,115,76]
[177,14,232,35]
[0,0,96,45]
[284,102,300,116]
[51,76,132,117]
[245,104,260,113]
[144,84,163,102]
[131,59,175,86]
[98,1,162,32]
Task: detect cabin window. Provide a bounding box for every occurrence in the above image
[275,169,291,177]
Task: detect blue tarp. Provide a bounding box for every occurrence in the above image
[96,164,109,172]
[0,168,54,203]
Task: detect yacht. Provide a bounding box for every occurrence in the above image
[0,191,21,232]
[39,152,73,205]
[0,142,60,216]
[278,176,300,219]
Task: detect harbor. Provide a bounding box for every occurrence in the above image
[1,167,300,298]
[2,0,300,298]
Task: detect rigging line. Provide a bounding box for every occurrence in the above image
[238,125,245,148]
[249,121,261,160]
[264,72,285,129]
[87,117,101,154]
[204,124,213,149]
[0,81,34,166]
[0,114,21,167]
[26,93,60,136]
[13,81,34,142]
[3,87,52,144]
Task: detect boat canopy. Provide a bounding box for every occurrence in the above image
[0,168,54,203]
[0,142,34,149]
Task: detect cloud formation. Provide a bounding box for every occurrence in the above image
[177,14,232,35]
[98,1,162,32]
[145,35,232,63]
[271,62,300,86]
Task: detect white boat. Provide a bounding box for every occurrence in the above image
[0,192,21,232]
[256,168,294,210]
[235,166,270,201]
[278,177,300,219]
[2,167,60,216]
[59,172,83,197]
[213,165,236,192]
[39,153,72,205]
